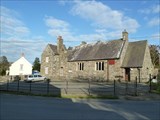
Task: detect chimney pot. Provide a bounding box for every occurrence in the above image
[21,53,25,57]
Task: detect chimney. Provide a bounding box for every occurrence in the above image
[57,36,63,54]
[21,53,25,57]
[122,29,128,41]
[81,41,87,45]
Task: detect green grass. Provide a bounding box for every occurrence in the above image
[0,90,118,99]
[62,94,118,99]
[0,90,60,98]
[151,82,160,94]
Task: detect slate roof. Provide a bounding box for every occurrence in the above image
[121,40,147,68]
[68,39,125,61]
[48,44,58,54]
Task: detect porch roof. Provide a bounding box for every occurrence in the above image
[121,40,147,68]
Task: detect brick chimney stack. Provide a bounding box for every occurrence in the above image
[57,36,63,54]
[122,29,128,41]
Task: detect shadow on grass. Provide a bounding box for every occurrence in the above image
[0,80,61,97]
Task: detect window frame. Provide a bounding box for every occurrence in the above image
[96,62,104,71]
[20,64,23,71]
[46,57,49,63]
[77,62,84,71]
[45,67,48,74]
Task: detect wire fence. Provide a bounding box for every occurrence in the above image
[0,76,153,97]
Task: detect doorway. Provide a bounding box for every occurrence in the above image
[125,68,130,81]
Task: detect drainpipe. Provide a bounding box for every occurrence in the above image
[107,61,109,82]
[138,68,141,83]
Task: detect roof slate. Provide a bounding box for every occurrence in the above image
[48,44,58,54]
[121,40,147,68]
[68,39,125,61]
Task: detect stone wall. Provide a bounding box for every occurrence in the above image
[67,59,125,81]
[41,37,153,82]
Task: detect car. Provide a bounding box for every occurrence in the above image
[25,74,47,82]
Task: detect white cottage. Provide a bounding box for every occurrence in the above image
[9,53,32,76]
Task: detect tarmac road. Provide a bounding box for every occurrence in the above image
[0,93,160,120]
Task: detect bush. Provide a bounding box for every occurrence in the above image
[157,73,160,80]
[14,76,20,81]
[151,82,160,94]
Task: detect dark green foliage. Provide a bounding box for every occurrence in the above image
[32,57,41,72]
[0,56,9,76]
[149,45,160,67]
[151,82,160,94]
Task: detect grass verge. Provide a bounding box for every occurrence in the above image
[0,90,118,99]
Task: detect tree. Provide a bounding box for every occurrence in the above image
[149,45,160,68]
[32,57,41,72]
[0,56,9,76]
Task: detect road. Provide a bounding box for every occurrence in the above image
[0,94,160,120]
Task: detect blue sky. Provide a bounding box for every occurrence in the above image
[1,0,160,63]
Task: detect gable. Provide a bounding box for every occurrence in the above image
[68,39,125,61]
[121,40,147,68]
[42,44,58,55]
[10,57,32,68]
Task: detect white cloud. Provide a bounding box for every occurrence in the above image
[45,1,139,46]
[1,37,47,63]
[70,1,139,33]
[44,16,123,44]
[1,6,30,36]
[45,16,75,41]
[148,17,159,26]
[0,6,46,63]
[45,16,69,29]
[139,4,160,14]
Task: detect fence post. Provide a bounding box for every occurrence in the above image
[88,79,90,96]
[65,79,68,94]
[125,80,128,95]
[7,79,9,91]
[149,74,152,92]
[47,79,49,94]
[135,77,137,96]
[114,80,116,96]
[17,80,19,92]
[29,81,32,93]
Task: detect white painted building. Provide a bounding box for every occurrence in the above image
[9,54,32,76]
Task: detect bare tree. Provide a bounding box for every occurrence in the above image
[149,45,160,68]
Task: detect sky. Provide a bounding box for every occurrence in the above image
[0,0,160,64]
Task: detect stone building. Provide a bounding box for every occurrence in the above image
[41,30,154,82]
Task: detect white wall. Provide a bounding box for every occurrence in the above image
[9,57,32,76]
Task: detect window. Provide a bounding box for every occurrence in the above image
[78,62,84,70]
[96,62,104,71]
[20,64,23,71]
[45,67,48,74]
[46,57,49,63]
[34,75,38,77]
[38,75,42,77]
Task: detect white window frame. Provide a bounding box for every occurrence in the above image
[46,57,49,63]
[45,67,48,74]
[95,62,104,71]
[20,64,23,71]
[77,62,84,71]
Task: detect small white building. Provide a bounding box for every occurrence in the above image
[9,53,32,76]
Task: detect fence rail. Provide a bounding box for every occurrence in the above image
[0,77,153,97]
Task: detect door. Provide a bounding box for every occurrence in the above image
[125,68,130,81]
